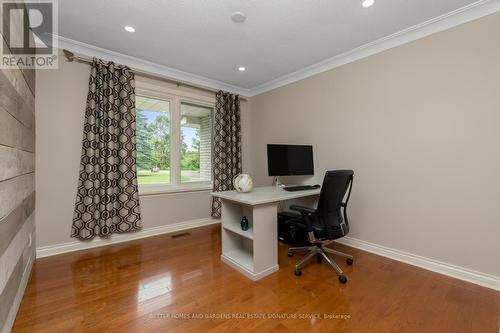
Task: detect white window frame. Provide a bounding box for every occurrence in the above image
[136,79,215,195]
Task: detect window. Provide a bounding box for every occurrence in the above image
[136,96,171,185]
[135,84,214,194]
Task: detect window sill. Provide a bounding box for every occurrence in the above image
[139,183,213,197]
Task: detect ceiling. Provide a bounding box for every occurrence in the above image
[59,0,486,91]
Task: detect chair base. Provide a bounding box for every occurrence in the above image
[288,241,353,283]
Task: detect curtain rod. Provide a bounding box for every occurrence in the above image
[62,49,247,101]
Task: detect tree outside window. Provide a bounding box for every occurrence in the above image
[136,96,171,184]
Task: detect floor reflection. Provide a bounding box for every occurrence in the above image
[181,269,203,283]
[137,272,173,303]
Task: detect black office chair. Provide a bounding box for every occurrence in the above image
[286,170,354,284]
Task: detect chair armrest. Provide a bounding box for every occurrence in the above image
[290,205,318,215]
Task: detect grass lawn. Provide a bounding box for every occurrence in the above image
[137,170,191,185]
[137,170,170,185]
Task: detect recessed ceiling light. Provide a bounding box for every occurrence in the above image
[124,26,135,33]
[362,0,374,7]
[238,67,246,72]
[231,12,246,23]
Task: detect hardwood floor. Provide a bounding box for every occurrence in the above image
[13,225,500,333]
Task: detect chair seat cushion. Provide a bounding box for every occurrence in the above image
[288,214,346,240]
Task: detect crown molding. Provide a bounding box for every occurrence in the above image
[249,0,500,96]
[56,35,252,97]
[55,0,500,98]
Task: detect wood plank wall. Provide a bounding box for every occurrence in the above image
[0,3,36,331]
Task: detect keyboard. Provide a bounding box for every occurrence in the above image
[283,185,320,192]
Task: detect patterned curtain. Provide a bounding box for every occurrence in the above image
[212,91,242,217]
[72,58,142,240]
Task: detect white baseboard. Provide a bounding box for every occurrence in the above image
[220,254,279,281]
[36,218,220,258]
[335,236,500,291]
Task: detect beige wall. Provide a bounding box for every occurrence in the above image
[250,13,500,277]
[35,49,251,248]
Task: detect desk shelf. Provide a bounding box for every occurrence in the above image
[223,248,254,272]
[223,222,253,240]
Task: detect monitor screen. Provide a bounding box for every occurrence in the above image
[267,144,314,176]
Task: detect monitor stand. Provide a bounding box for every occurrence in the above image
[273,176,285,187]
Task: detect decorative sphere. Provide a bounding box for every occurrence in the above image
[233,174,254,193]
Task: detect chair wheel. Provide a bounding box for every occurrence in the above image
[338,275,347,284]
[287,252,293,257]
[294,269,302,276]
[316,253,322,263]
[346,258,353,265]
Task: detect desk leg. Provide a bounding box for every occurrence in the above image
[220,199,279,281]
[252,203,279,278]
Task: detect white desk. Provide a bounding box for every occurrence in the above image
[212,186,320,281]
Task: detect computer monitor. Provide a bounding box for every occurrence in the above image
[267,144,314,176]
